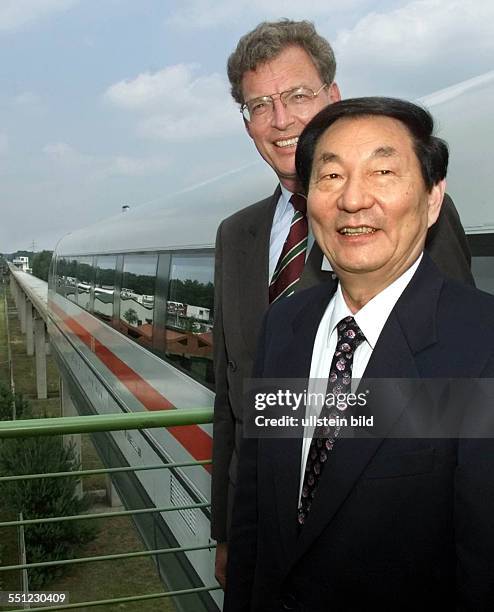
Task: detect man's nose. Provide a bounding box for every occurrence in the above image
[270,97,294,130]
[338,174,373,212]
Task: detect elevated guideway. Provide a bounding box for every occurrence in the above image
[8,264,50,399]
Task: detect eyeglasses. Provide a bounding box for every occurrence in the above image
[241,84,328,123]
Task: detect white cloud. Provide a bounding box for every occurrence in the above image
[42,142,169,178]
[0,0,77,32]
[104,63,240,141]
[166,0,369,29]
[105,64,200,111]
[332,0,494,97]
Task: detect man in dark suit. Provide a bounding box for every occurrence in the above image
[212,20,474,586]
[224,97,494,611]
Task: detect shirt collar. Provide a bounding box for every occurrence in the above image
[275,184,295,219]
[279,184,307,211]
[328,253,423,349]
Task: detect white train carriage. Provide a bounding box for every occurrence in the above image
[47,73,494,611]
[47,160,276,612]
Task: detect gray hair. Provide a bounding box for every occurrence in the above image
[227,19,337,105]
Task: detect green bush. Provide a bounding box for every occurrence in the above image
[0,428,96,588]
[0,383,30,421]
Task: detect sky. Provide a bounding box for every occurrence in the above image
[0,0,493,253]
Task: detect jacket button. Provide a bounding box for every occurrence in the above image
[227,359,237,372]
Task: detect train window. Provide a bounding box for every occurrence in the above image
[119,254,158,348]
[65,258,78,303]
[94,255,117,324]
[165,253,214,388]
[56,257,67,295]
[76,257,94,310]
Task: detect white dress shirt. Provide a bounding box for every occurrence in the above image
[298,253,423,502]
[268,185,315,282]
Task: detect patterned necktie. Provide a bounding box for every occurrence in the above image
[298,316,366,527]
[269,194,308,303]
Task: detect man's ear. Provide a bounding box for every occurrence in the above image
[427,179,446,228]
[243,117,254,140]
[328,81,341,103]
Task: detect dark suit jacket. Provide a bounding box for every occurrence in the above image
[224,254,494,611]
[211,189,473,543]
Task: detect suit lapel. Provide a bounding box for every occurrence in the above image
[293,254,445,563]
[298,241,336,292]
[294,311,420,560]
[240,188,279,356]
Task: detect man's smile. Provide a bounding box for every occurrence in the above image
[274,136,299,148]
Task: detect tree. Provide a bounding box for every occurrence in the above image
[0,436,95,588]
[31,251,54,282]
[0,384,29,421]
[168,278,214,312]
[123,308,139,326]
[0,391,96,588]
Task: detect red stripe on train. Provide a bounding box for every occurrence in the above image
[50,301,213,472]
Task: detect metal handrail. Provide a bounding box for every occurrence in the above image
[0,407,213,438]
[0,409,219,610]
[0,501,210,529]
[0,542,215,572]
[0,458,211,483]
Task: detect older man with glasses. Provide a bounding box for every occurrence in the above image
[211,19,474,589]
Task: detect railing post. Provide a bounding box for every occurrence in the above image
[34,315,48,400]
[18,511,30,609]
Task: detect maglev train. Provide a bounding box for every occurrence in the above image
[47,73,494,612]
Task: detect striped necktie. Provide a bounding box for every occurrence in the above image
[298,316,366,527]
[269,194,308,303]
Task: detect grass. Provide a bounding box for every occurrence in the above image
[0,285,177,611]
[0,286,10,385]
[47,514,175,612]
[0,518,20,594]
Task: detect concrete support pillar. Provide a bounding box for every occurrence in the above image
[26,301,34,356]
[34,316,47,400]
[19,292,26,333]
[105,476,122,508]
[61,379,83,499]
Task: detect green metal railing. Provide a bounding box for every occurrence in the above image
[0,408,213,438]
[0,408,220,611]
